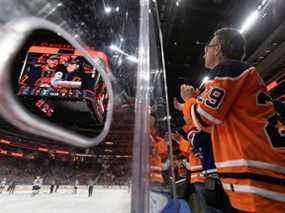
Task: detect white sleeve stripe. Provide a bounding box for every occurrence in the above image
[187,129,199,145]
[222,183,285,202]
[215,159,285,175]
[191,104,203,131]
[190,165,203,171]
[191,133,196,146]
[196,105,223,124]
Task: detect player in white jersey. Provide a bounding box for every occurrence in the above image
[32,176,42,196]
[73,178,79,194]
[0,177,6,193]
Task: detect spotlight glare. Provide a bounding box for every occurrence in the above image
[202,76,209,85]
[239,10,259,34]
[126,55,138,63]
[109,44,120,52]
[105,6,112,14]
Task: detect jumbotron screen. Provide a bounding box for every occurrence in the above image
[17,45,109,121]
[18,45,109,100]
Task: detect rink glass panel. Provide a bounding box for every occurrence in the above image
[0,0,175,212]
[148,0,177,211]
[0,0,138,212]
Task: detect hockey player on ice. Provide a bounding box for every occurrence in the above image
[31,176,42,196]
[0,177,6,193]
[7,180,16,195]
[73,178,79,194]
[88,178,95,197]
[49,179,56,194]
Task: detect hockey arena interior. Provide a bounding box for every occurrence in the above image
[0,0,284,213]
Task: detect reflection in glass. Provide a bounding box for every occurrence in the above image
[0,0,139,212]
[147,1,178,212]
[2,28,110,142]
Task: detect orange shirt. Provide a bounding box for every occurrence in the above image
[179,137,205,184]
[150,134,168,160]
[182,61,285,212]
[150,154,164,183]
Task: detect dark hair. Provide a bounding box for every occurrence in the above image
[70,56,84,70]
[48,54,60,60]
[214,28,246,60]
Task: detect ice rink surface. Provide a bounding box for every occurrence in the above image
[0,188,131,213]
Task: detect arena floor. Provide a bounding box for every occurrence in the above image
[0,188,131,213]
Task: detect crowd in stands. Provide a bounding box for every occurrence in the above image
[0,156,130,186]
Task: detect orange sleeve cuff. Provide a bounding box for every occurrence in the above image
[179,138,190,156]
[182,98,197,125]
[182,124,191,133]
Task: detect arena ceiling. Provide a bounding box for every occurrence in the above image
[158,0,285,100]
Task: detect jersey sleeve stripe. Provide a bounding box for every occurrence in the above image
[202,169,217,174]
[196,105,223,124]
[191,104,205,130]
[219,172,285,186]
[222,183,285,202]
[215,159,285,175]
[187,129,199,145]
[190,165,203,171]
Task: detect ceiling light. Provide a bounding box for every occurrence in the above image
[272,42,279,46]
[105,6,112,14]
[105,141,113,145]
[239,10,259,34]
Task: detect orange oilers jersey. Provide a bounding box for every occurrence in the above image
[178,126,198,156]
[179,133,206,184]
[179,137,190,157]
[150,154,164,184]
[182,124,192,133]
[182,60,285,212]
[189,153,206,184]
[150,135,168,160]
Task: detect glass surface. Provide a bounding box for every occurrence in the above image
[0,0,175,212]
